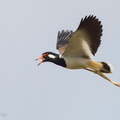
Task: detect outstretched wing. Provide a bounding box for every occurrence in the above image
[63,15,103,58]
[56,30,73,54]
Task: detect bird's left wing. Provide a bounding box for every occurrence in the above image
[63,15,103,58]
[56,30,73,55]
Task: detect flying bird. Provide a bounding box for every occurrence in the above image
[36,15,120,87]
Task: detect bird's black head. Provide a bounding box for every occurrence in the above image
[36,52,66,67]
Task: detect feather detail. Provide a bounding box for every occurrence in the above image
[56,30,73,54]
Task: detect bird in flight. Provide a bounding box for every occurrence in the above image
[36,15,120,87]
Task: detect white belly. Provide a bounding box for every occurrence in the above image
[64,57,89,69]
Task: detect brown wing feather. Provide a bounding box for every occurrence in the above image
[56,30,73,54]
[77,15,103,55]
[63,15,103,58]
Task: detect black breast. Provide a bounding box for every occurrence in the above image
[52,57,67,67]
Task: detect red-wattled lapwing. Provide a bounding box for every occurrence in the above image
[36,15,120,87]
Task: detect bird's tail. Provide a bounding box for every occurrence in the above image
[99,62,113,74]
[88,61,113,74]
[86,61,120,87]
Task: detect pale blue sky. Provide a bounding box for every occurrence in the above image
[0,0,120,120]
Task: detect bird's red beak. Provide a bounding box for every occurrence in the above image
[35,54,47,65]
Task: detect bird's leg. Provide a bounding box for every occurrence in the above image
[84,68,97,74]
[84,68,120,87]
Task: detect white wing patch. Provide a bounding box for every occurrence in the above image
[48,54,56,59]
[82,40,93,58]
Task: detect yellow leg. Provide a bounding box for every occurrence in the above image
[84,68,120,87]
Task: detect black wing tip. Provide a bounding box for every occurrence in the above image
[78,15,103,55]
[80,15,102,27]
[78,15,103,37]
[83,15,97,20]
[81,15,101,21]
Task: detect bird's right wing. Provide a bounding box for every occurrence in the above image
[56,30,73,55]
